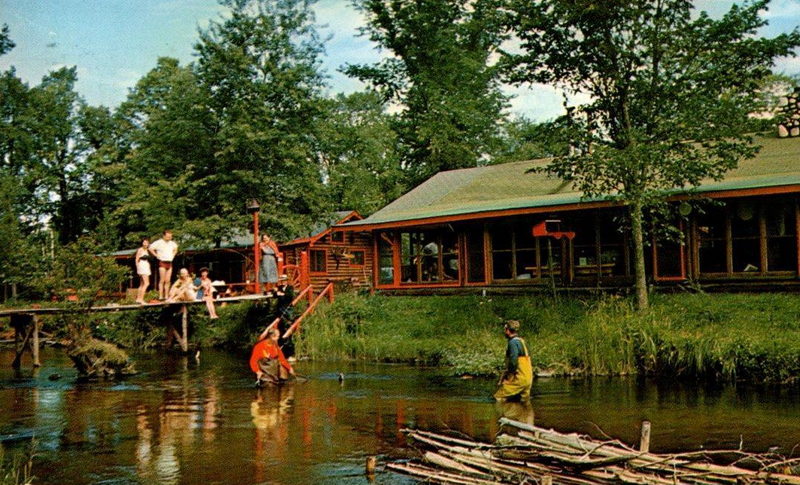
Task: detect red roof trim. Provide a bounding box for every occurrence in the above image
[280,211,363,247]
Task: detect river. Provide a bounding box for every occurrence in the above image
[1,348,799,484]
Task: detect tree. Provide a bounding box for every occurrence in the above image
[491,116,571,164]
[111,57,216,247]
[345,0,508,185]
[503,0,800,309]
[0,24,14,56]
[26,67,100,244]
[194,0,330,240]
[315,91,405,214]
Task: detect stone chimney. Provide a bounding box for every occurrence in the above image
[778,87,800,138]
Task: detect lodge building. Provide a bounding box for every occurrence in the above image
[337,135,800,292]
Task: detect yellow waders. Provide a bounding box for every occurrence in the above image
[494,337,533,401]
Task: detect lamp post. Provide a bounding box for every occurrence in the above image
[247,199,261,294]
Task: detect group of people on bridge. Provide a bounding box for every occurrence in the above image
[132,230,219,318]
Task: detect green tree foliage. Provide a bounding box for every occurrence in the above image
[491,116,571,164]
[344,0,508,185]
[315,91,404,214]
[111,57,215,246]
[194,0,330,239]
[503,0,800,309]
[0,24,13,56]
[0,26,47,297]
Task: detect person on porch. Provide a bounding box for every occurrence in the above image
[258,233,281,293]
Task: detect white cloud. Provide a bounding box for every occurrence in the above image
[762,0,800,19]
[113,68,141,89]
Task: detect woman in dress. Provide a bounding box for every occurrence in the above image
[135,238,152,304]
[259,234,281,293]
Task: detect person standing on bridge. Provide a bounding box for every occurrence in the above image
[494,320,533,402]
[150,230,178,300]
[258,234,281,293]
[250,328,295,386]
[134,238,152,304]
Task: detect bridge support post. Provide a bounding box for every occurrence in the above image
[32,316,40,367]
[10,314,39,369]
[180,305,189,353]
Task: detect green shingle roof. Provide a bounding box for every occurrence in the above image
[343,135,800,227]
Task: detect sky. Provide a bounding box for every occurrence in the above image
[2,0,800,122]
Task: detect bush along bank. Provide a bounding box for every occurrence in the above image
[294,292,800,383]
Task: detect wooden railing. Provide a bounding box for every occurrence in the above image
[259,285,314,338]
[282,282,334,339]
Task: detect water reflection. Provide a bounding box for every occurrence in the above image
[0,349,799,485]
[496,400,535,427]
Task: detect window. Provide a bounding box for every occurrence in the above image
[570,212,599,277]
[377,233,394,285]
[490,223,549,281]
[766,199,797,272]
[330,231,344,243]
[350,250,365,266]
[597,213,626,276]
[465,227,485,283]
[310,249,326,273]
[697,205,727,274]
[398,230,459,284]
[696,197,798,276]
[731,200,760,273]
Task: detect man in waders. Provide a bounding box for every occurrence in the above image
[250,328,295,386]
[494,320,533,401]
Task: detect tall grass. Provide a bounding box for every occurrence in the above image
[0,440,36,485]
[295,292,800,382]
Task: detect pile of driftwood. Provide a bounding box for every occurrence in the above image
[387,418,800,484]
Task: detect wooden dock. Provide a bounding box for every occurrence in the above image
[1,294,274,368]
[0,294,272,317]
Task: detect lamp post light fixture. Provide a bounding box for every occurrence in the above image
[247,199,261,294]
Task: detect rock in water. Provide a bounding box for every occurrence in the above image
[68,338,136,378]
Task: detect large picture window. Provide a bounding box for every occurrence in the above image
[696,197,798,277]
[490,223,557,281]
[399,229,459,284]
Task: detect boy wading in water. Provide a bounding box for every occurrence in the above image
[250,328,295,386]
[494,320,533,401]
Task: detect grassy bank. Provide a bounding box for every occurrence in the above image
[295,292,800,382]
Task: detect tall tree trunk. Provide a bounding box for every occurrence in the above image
[630,201,649,310]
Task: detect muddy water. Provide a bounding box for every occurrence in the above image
[1,348,799,484]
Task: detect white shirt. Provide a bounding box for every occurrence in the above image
[150,238,178,262]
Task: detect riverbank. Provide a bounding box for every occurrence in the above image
[296,292,800,382]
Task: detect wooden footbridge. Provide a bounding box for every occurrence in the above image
[1,266,335,370]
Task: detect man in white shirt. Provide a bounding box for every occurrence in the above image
[149,230,179,299]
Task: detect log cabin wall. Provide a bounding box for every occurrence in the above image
[281,231,374,290]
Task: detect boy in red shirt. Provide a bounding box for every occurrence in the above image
[250,328,294,386]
